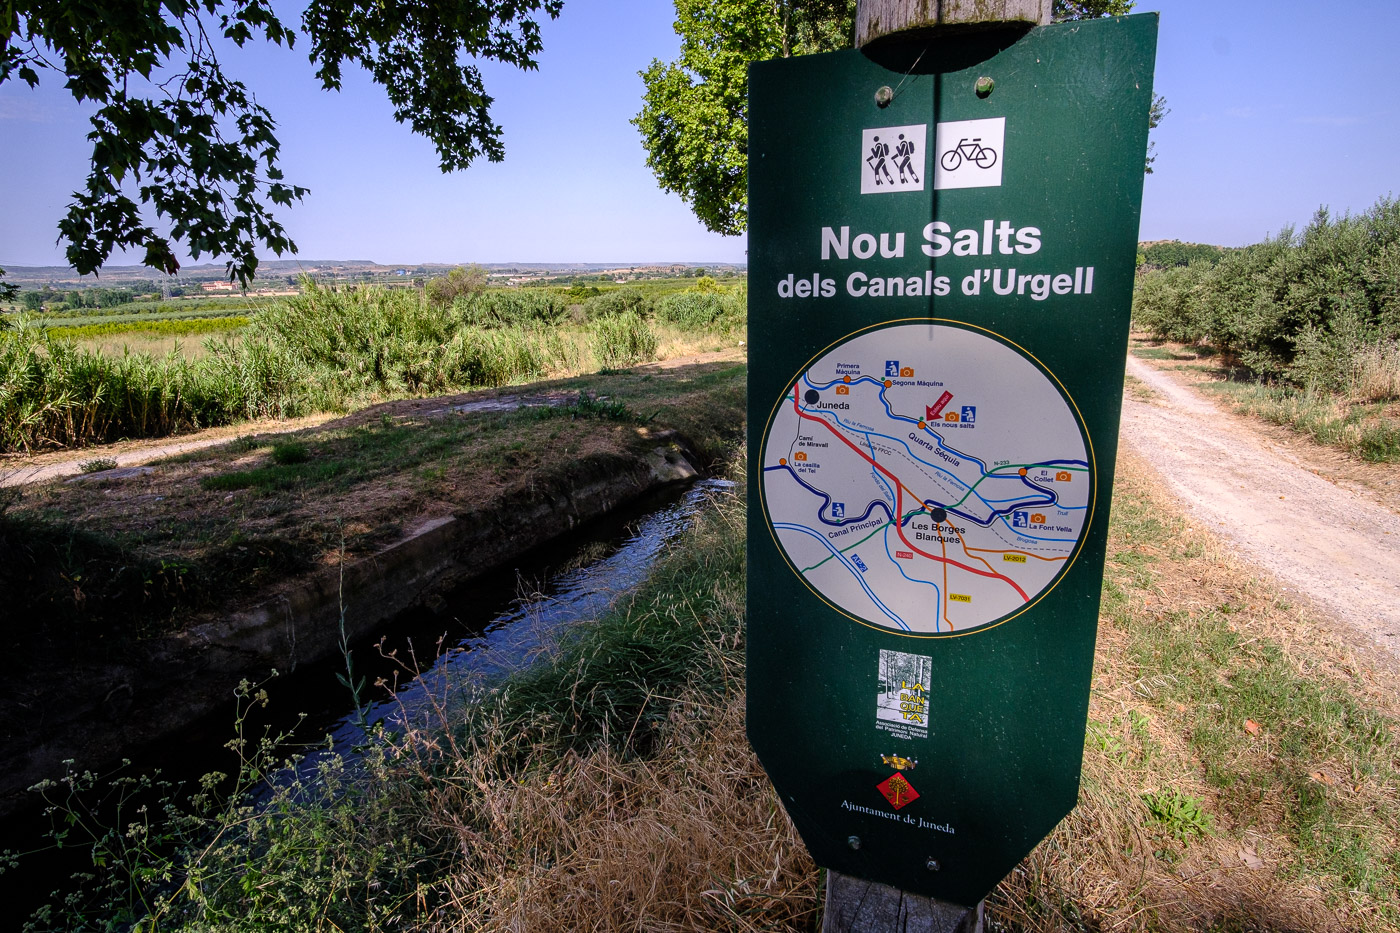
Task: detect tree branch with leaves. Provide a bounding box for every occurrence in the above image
[636,0,1164,236]
[2,0,561,285]
[633,0,854,237]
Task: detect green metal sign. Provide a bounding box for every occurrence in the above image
[746,14,1158,906]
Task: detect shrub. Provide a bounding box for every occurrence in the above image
[581,287,654,321]
[590,312,658,369]
[457,289,566,327]
[425,265,487,307]
[1132,196,1400,387]
[1131,263,1208,343]
[657,291,728,328]
[1137,240,1227,269]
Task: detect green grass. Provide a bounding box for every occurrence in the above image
[270,440,309,464]
[1131,343,1218,362]
[47,316,249,340]
[1102,482,1400,906]
[34,307,252,327]
[1200,380,1400,462]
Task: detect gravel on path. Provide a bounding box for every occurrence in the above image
[1120,356,1400,660]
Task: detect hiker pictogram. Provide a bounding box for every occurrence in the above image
[860,124,926,194]
[866,136,894,186]
[893,133,920,183]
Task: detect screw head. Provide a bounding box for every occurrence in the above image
[975,76,995,98]
[848,835,863,850]
[926,858,941,871]
[875,86,894,107]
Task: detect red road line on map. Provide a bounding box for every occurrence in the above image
[939,523,951,631]
[792,394,1030,602]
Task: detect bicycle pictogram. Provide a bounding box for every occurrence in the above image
[940,137,998,171]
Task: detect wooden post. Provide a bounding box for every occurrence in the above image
[857,0,1050,46]
[833,4,1049,929]
[825,871,985,932]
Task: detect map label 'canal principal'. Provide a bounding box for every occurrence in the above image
[746,15,1159,906]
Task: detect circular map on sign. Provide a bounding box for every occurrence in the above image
[760,321,1093,636]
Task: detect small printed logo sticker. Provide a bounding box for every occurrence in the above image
[934,117,1006,189]
[877,772,920,810]
[861,125,926,194]
[876,649,931,740]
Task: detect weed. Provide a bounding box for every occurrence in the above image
[1201,379,1400,462]
[77,457,117,474]
[1085,718,1130,765]
[1358,418,1400,461]
[1142,788,1214,842]
[508,394,638,425]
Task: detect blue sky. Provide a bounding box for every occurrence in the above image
[1,0,1397,270]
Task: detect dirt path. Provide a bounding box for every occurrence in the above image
[0,415,340,488]
[1120,356,1400,659]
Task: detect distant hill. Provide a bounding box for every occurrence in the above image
[0,259,747,288]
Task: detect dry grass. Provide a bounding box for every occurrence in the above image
[413,692,819,932]
[1350,342,1400,404]
[75,333,221,359]
[1123,372,1158,402]
[1130,334,1400,464]
[653,323,740,361]
[367,464,821,932]
[18,433,1399,931]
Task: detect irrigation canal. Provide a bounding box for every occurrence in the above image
[2,476,732,918]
